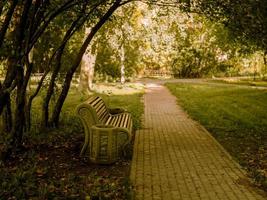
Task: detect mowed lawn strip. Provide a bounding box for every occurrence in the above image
[166,82,267,190]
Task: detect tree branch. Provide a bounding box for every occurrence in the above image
[0,0,19,48]
[29,0,79,52]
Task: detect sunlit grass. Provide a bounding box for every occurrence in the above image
[209,78,267,87]
[63,83,144,130]
[61,87,144,131]
[18,82,144,145]
[166,82,267,190]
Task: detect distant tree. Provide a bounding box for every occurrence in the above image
[92,2,145,84]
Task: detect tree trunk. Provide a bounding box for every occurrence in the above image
[120,44,125,84]
[25,70,49,131]
[11,65,25,146]
[50,72,73,127]
[263,51,267,77]
[79,45,96,92]
[88,58,95,91]
[3,94,12,132]
[253,61,256,81]
[11,59,32,145]
[8,0,33,148]
[0,57,18,115]
[50,0,122,127]
[41,50,63,128]
[0,81,12,133]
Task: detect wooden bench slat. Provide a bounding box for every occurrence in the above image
[88,97,110,124]
[105,116,113,125]
[94,101,105,112]
[111,116,117,126]
[99,113,109,123]
[121,114,128,127]
[97,105,109,120]
[120,114,127,127]
[89,96,101,105]
[88,96,98,103]
[123,115,129,128]
[117,114,124,127]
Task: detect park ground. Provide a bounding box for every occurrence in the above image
[0,78,267,199]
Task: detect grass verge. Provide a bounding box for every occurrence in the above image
[0,85,144,200]
[166,82,267,191]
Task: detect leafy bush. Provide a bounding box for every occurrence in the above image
[171,48,218,78]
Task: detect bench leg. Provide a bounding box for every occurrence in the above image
[80,129,90,156]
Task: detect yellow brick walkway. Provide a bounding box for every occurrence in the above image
[130,83,266,200]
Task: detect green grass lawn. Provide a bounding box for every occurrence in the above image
[1,85,143,200]
[166,82,267,190]
[209,78,267,87]
[28,85,144,138]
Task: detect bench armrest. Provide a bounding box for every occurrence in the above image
[115,127,131,153]
[109,107,125,115]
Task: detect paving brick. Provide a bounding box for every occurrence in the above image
[130,83,267,200]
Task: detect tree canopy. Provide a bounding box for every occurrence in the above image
[194,0,267,51]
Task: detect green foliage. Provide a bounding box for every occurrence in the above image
[166,82,267,190]
[124,40,143,77]
[171,47,218,78]
[194,0,267,51]
[169,16,222,77]
[94,40,142,81]
[32,5,85,73]
[95,43,121,80]
[82,2,267,79]
[93,2,145,81]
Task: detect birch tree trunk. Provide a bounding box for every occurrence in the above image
[79,47,96,92]
[79,27,97,92]
[120,44,125,84]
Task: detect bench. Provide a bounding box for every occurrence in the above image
[76,96,132,163]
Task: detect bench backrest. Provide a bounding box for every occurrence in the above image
[76,96,110,129]
[87,96,110,123]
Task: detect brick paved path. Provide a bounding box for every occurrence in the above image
[130,83,266,200]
